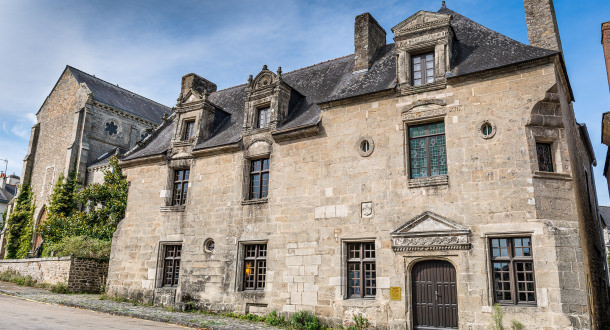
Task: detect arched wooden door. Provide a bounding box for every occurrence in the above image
[412,260,458,329]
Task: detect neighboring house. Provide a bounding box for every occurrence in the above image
[0,174,19,216]
[0,66,171,257]
[600,206,610,248]
[106,1,609,329]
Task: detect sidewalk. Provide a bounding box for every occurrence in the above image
[0,281,282,330]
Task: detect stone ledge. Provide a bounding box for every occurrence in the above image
[160,205,186,212]
[241,199,268,205]
[533,171,572,181]
[408,175,448,188]
[399,79,447,96]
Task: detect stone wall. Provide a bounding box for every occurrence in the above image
[0,256,108,293]
[603,21,610,93]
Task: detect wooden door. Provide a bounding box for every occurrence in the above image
[412,260,458,329]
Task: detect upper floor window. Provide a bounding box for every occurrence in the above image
[409,122,447,178]
[257,107,270,128]
[182,120,195,140]
[243,244,267,290]
[536,143,553,172]
[172,169,190,206]
[490,237,536,305]
[412,52,435,86]
[346,242,376,298]
[249,158,269,200]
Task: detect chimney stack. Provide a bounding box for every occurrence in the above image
[602,21,610,93]
[180,73,217,98]
[354,13,386,72]
[523,0,563,53]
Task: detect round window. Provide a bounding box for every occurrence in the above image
[361,140,370,153]
[478,120,496,139]
[204,239,215,253]
[105,120,119,136]
[357,136,374,157]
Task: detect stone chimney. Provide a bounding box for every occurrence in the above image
[354,13,386,72]
[523,0,563,53]
[602,21,610,93]
[180,73,217,98]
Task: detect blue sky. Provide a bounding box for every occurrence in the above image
[1,0,610,203]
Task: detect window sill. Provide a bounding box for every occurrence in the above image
[242,198,269,205]
[399,79,447,96]
[156,286,177,291]
[160,205,186,212]
[408,175,448,188]
[533,171,571,181]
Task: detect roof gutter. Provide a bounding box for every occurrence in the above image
[119,154,165,169]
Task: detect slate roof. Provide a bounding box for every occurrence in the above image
[123,6,558,162]
[600,206,610,228]
[0,184,17,203]
[67,66,171,124]
[88,147,128,167]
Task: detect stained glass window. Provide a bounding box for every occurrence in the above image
[536,143,553,172]
[490,237,536,304]
[412,52,435,86]
[409,122,447,178]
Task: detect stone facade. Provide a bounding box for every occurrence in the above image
[602,21,610,93]
[0,256,108,292]
[106,2,608,329]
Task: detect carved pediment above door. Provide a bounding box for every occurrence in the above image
[390,211,471,252]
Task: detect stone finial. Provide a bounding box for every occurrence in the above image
[162,112,169,122]
[262,64,268,71]
[441,1,446,8]
[177,93,183,103]
[248,75,253,87]
[277,67,283,80]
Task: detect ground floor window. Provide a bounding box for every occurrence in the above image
[346,242,376,298]
[163,245,181,287]
[490,237,536,304]
[243,243,267,290]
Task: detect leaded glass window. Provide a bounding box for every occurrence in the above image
[536,143,553,172]
[409,122,447,178]
[163,245,181,287]
[243,244,267,290]
[412,52,435,86]
[490,237,536,305]
[249,158,269,200]
[347,242,376,298]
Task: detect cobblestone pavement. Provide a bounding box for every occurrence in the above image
[0,281,283,330]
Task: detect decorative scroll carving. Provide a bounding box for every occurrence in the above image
[391,211,471,252]
[402,105,462,121]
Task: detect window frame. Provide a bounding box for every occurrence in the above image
[248,158,269,200]
[407,121,447,179]
[345,241,376,299]
[535,142,554,172]
[257,107,271,129]
[182,120,196,141]
[489,237,536,306]
[242,243,267,291]
[411,51,435,86]
[172,168,190,206]
[161,244,182,288]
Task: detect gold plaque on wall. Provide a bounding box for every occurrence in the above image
[390,287,401,300]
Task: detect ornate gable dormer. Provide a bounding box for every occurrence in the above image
[169,73,222,159]
[392,9,453,94]
[243,65,295,135]
[390,211,471,252]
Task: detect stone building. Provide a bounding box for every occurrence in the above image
[2,66,171,255]
[0,174,19,215]
[107,1,609,329]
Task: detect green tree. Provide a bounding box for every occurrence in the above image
[37,171,80,244]
[5,185,35,259]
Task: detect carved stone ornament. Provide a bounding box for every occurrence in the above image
[390,211,471,252]
[361,202,373,218]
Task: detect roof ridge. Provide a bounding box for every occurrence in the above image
[284,54,354,76]
[66,65,171,110]
[213,83,247,94]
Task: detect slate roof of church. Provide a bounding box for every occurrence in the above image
[123,6,558,161]
[0,184,17,203]
[67,66,171,124]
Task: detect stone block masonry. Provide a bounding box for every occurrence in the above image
[603,21,610,93]
[0,256,108,293]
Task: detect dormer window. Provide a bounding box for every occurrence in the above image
[257,107,270,129]
[182,120,195,141]
[412,52,435,86]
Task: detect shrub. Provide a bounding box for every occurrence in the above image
[50,282,69,294]
[265,310,289,326]
[292,310,321,330]
[352,313,370,329]
[0,269,37,287]
[490,303,503,330]
[42,236,111,259]
[511,319,524,330]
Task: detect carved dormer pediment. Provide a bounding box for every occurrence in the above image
[392,11,451,38]
[390,211,471,252]
[243,65,299,135]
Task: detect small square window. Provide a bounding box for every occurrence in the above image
[172,169,190,206]
[242,244,267,290]
[182,120,195,140]
[162,245,181,287]
[412,52,435,86]
[536,143,553,172]
[257,107,270,128]
[249,158,269,200]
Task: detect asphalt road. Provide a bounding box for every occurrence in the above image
[0,294,184,329]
